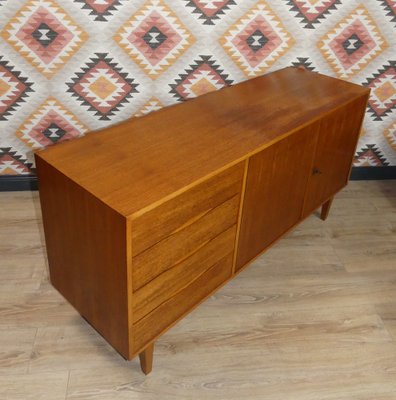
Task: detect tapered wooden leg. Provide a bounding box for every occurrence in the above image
[320,197,334,221]
[139,343,154,375]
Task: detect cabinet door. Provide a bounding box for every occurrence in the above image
[236,122,319,270]
[302,95,368,217]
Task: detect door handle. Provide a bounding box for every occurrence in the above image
[313,167,322,175]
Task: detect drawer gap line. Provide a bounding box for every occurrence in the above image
[132,193,240,258]
[132,222,237,292]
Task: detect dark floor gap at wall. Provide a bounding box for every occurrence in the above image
[0,175,38,192]
[0,167,395,192]
[349,166,396,181]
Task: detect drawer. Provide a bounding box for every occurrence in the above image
[132,195,240,290]
[131,162,245,256]
[132,225,237,323]
[132,253,233,352]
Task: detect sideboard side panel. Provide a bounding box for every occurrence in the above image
[236,123,319,270]
[35,156,130,358]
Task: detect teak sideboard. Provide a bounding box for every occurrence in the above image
[35,67,369,374]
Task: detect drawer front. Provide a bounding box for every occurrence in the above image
[131,163,244,291]
[131,162,245,256]
[132,253,233,352]
[133,195,239,290]
[132,225,236,323]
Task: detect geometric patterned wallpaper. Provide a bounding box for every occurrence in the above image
[0,0,395,176]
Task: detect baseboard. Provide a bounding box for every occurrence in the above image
[349,166,396,181]
[0,175,38,191]
[0,167,395,191]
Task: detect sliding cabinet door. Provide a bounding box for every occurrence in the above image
[236,122,319,271]
[302,95,368,217]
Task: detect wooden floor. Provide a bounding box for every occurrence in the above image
[0,180,395,400]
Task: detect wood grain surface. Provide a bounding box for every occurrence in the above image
[132,226,237,323]
[132,253,233,352]
[302,95,369,217]
[131,162,244,255]
[236,122,319,270]
[35,67,370,217]
[1,180,395,399]
[132,195,239,291]
[35,157,130,358]
[138,343,154,375]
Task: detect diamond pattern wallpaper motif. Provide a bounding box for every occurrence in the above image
[0,0,395,176]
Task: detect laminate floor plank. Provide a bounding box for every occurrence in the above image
[0,284,79,330]
[253,239,345,276]
[67,342,396,400]
[0,254,46,281]
[0,181,395,399]
[0,191,40,220]
[217,269,396,315]
[28,324,130,374]
[331,235,396,273]
[156,304,393,350]
[0,371,69,400]
[376,303,396,341]
[335,180,396,199]
[0,328,37,375]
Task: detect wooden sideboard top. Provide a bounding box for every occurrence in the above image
[36,67,369,217]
